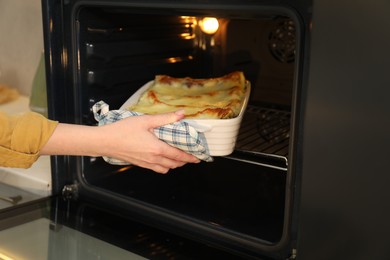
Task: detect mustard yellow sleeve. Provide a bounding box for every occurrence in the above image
[0,111,59,168]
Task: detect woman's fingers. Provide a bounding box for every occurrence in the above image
[144,110,186,129]
[130,154,189,174]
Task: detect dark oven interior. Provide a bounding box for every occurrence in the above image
[53,2,304,258]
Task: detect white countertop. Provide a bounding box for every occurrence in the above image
[0,96,51,197]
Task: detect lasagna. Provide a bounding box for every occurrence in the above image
[128,71,248,119]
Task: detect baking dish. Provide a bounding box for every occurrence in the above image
[120,80,251,156]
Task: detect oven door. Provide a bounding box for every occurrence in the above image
[0,197,250,260]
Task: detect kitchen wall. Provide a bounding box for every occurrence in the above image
[0,0,43,95]
[0,0,51,197]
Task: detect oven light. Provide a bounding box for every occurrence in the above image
[166,56,193,63]
[0,252,15,260]
[199,17,219,34]
[167,57,178,63]
[116,165,133,173]
[180,32,195,39]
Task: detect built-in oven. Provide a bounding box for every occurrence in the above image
[38,0,390,259]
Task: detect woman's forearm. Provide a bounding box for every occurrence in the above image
[40,112,200,173]
[40,123,103,157]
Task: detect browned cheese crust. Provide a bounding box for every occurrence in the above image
[129,71,247,119]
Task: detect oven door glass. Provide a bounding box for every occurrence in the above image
[0,198,249,259]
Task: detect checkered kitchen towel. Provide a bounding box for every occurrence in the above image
[92,101,213,165]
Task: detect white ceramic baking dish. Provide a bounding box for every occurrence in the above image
[120,80,251,156]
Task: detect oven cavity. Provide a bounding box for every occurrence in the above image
[73,5,300,258]
[77,8,295,170]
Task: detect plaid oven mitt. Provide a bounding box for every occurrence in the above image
[92,101,213,165]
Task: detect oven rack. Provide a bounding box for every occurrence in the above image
[228,105,290,171]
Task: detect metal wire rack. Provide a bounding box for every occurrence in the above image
[229,105,290,170]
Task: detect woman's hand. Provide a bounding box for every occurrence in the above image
[98,110,201,173]
[40,110,200,173]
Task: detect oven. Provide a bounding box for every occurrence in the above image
[37,0,390,259]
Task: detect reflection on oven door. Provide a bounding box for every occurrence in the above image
[0,218,146,260]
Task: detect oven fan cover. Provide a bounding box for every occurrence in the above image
[268,18,296,63]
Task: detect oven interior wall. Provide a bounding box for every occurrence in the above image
[78,8,294,116]
[74,6,297,254]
